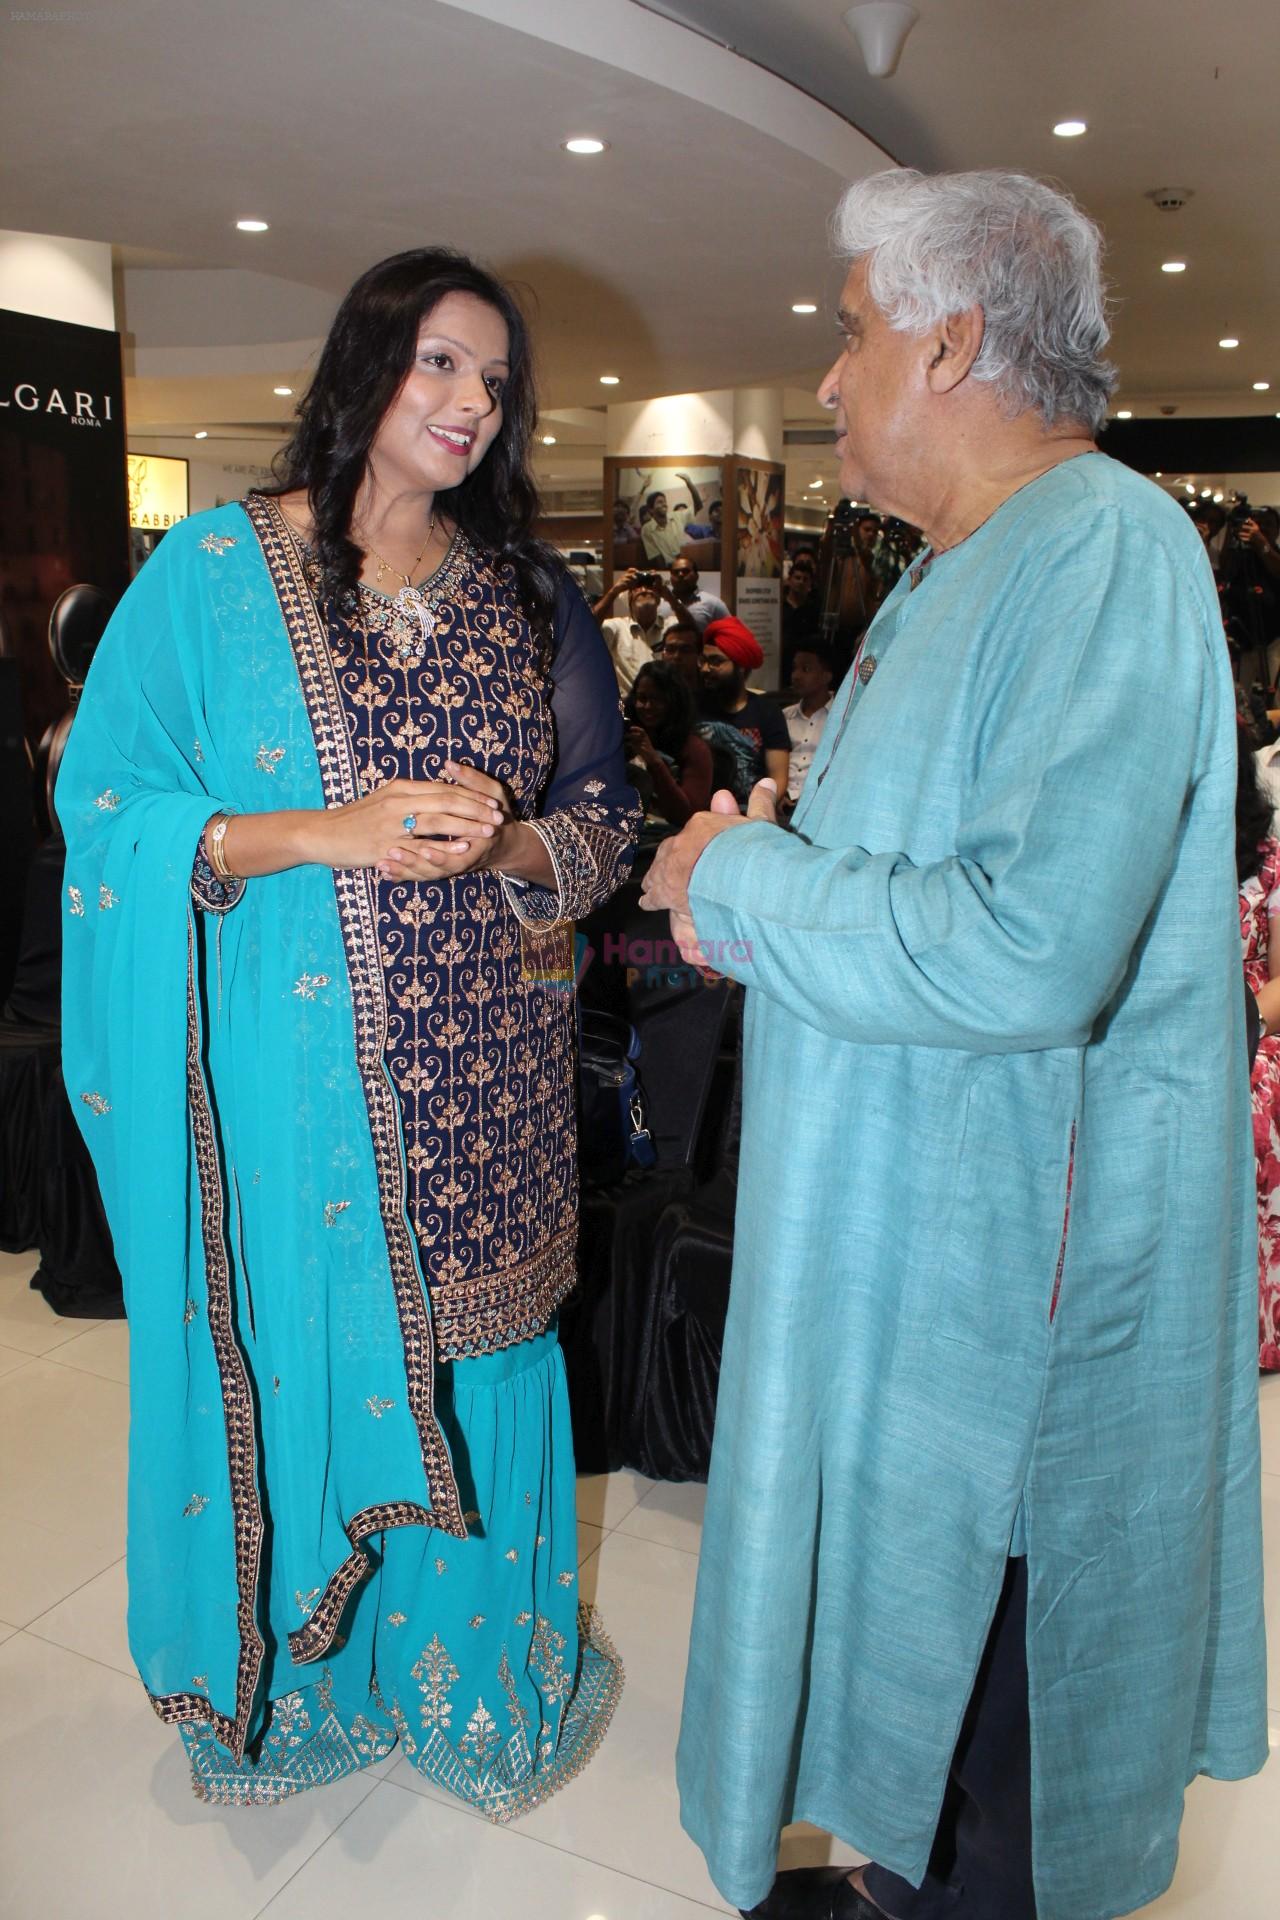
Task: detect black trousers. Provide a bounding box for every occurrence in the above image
[862,1558,1036,1920]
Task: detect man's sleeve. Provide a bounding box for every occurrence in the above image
[757,698,792,752]
[687,510,1222,1053]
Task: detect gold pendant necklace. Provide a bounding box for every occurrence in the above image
[362,510,437,590]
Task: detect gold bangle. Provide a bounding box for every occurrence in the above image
[207,812,241,883]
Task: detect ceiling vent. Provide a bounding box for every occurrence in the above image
[1146,187,1194,212]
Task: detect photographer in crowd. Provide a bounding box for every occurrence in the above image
[1220,502,1280,688]
[666,554,729,634]
[593,566,687,694]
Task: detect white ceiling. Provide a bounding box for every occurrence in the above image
[2,0,1276,512]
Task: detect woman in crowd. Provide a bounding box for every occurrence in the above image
[60,248,640,1809]
[1237,727,1280,1367]
[623,659,713,829]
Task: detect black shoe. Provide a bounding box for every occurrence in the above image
[740,1864,886,1920]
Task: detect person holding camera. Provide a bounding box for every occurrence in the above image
[592,566,685,693]
[666,554,729,634]
[1221,502,1280,687]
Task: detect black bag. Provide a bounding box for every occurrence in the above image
[577,1008,656,1186]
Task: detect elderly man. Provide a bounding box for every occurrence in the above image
[643,169,1267,1920]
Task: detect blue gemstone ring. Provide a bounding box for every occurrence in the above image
[402,813,417,833]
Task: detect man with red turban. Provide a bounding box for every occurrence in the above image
[699,615,790,803]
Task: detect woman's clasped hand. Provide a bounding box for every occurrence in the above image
[304,761,515,880]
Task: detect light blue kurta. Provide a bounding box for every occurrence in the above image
[677,455,1268,1920]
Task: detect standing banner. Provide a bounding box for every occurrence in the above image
[731,459,785,689]
[0,308,129,756]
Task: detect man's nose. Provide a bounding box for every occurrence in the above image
[816,359,841,410]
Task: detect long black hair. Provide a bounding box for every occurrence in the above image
[263,247,561,649]
[625,660,698,758]
[1237,720,1274,884]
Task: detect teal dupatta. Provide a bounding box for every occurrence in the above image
[59,505,478,1761]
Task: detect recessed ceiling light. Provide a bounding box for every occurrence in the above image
[1161,260,1187,273]
[235,219,269,233]
[792,302,818,314]
[1155,470,1163,477]
[1219,337,1239,349]
[1253,381,1271,391]
[599,374,620,385]
[541,434,557,445]
[1200,488,1212,498]
[1184,483,1195,495]
[273,385,293,396]
[1116,410,1132,420]
[194,430,208,439]
[1213,491,1224,503]
[563,137,607,155]
[808,479,823,488]
[1053,120,1087,137]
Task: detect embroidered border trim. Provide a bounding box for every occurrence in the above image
[242,493,464,1539]
[431,1227,577,1360]
[476,1604,625,1825]
[287,1500,432,1664]
[148,919,268,1762]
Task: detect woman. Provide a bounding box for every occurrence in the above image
[60,249,640,1810]
[623,660,712,828]
[1237,729,1280,1367]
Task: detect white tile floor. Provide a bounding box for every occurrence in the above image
[0,1241,1276,1920]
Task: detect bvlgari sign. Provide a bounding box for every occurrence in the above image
[0,306,129,756]
[0,382,114,423]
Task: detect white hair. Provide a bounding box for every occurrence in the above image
[832,168,1116,433]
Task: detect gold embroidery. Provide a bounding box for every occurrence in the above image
[98,884,117,910]
[184,1298,198,1323]
[243,494,463,1535]
[255,743,286,774]
[556,1571,574,1587]
[295,1587,321,1618]
[584,778,605,795]
[194,738,205,762]
[535,1534,546,1547]
[413,1634,460,1730]
[323,1200,351,1227]
[67,886,84,916]
[80,1091,110,1116]
[192,1674,207,1689]
[530,1614,573,1705]
[435,1558,448,1575]
[469,1614,486,1630]
[504,1549,518,1563]
[182,1607,625,1825]
[95,789,120,811]
[365,1395,394,1418]
[198,533,237,555]
[147,921,266,1763]
[461,1699,500,1771]
[515,1611,532,1627]
[464,1510,482,1525]
[183,1494,209,1517]
[293,971,331,1000]
[387,1611,407,1627]
[287,1499,433,1665]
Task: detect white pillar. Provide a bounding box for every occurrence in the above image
[0,231,116,330]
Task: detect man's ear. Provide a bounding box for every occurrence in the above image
[925,304,985,395]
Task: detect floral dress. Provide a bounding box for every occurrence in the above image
[1239,837,1280,1368]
